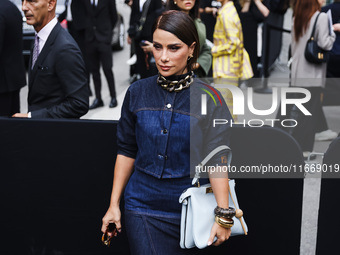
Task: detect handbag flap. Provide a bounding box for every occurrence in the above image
[188,180,248,248]
[179,183,211,204]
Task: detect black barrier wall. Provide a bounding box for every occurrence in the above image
[0,118,129,255]
[224,126,304,254]
[316,137,340,254]
[0,119,306,255]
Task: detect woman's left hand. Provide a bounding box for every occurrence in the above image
[207,222,231,246]
[141,40,153,53]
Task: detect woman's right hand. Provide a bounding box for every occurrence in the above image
[101,205,122,236]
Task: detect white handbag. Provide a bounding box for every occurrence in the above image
[179,145,248,249]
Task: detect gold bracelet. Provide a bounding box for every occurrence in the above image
[215,215,234,229]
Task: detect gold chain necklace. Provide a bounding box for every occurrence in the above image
[157,71,194,92]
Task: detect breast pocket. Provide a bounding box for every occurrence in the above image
[35,68,59,95]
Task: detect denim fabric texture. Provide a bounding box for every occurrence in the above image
[117,75,232,217]
[125,210,218,255]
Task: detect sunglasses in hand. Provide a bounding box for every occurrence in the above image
[101,223,117,247]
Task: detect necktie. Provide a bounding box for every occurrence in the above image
[92,0,96,10]
[32,34,39,69]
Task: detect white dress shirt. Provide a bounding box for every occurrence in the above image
[139,0,147,12]
[66,0,73,21]
[91,0,98,7]
[36,17,58,54]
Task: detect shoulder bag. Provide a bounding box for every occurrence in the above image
[304,13,330,64]
[179,145,248,249]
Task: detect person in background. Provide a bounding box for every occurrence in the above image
[13,0,89,119]
[127,0,164,79]
[0,0,26,117]
[320,0,340,137]
[85,0,118,110]
[101,10,233,255]
[125,0,139,83]
[166,0,213,77]
[199,0,221,42]
[289,0,335,157]
[58,0,92,97]
[235,0,269,78]
[212,0,253,119]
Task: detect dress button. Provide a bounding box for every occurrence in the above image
[166,103,171,109]
[163,129,168,134]
[164,155,168,160]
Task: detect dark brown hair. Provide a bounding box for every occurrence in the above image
[153,10,200,72]
[166,0,200,20]
[293,0,321,41]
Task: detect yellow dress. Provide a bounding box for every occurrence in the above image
[212,1,253,119]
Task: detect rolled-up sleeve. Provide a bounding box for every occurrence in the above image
[117,89,138,158]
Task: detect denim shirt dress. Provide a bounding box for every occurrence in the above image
[117,75,232,218]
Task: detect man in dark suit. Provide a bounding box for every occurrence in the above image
[85,0,118,109]
[0,0,26,117]
[58,0,88,64]
[13,0,89,119]
[59,0,87,46]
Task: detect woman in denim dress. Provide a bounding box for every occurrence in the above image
[102,10,233,255]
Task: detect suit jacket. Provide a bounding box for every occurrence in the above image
[84,0,118,43]
[72,0,88,30]
[28,22,89,118]
[58,0,88,31]
[128,0,163,41]
[0,0,26,94]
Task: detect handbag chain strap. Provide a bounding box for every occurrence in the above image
[309,12,321,41]
[192,145,232,186]
[228,184,248,235]
[137,0,152,32]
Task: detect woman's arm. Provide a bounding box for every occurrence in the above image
[207,176,231,246]
[211,12,240,57]
[101,154,135,234]
[316,13,336,50]
[204,6,219,17]
[241,1,251,13]
[253,0,270,17]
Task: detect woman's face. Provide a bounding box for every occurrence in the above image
[176,0,196,14]
[153,29,195,77]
